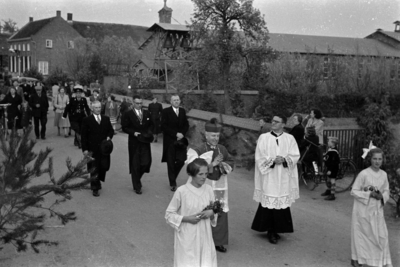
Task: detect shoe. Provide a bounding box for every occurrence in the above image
[325,194,336,201]
[321,190,331,196]
[351,259,363,267]
[41,137,46,140]
[134,189,142,195]
[92,190,100,197]
[267,232,278,244]
[64,135,68,138]
[273,233,281,240]
[170,186,177,192]
[36,136,40,140]
[215,246,227,253]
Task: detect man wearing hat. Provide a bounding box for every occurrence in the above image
[161,94,189,191]
[81,101,114,197]
[192,118,234,253]
[29,84,49,139]
[121,95,153,195]
[251,115,300,245]
[63,85,91,148]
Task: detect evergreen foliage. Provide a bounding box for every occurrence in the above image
[0,128,92,252]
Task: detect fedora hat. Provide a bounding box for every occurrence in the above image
[100,139,114,155]
[174,137,189,149]
[137,130,154,143]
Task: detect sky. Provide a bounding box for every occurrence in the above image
[1,0,399,38]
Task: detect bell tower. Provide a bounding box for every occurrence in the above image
[159,0,173,24]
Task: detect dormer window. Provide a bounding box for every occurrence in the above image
[67,40,74,49]
[46,39,53,48]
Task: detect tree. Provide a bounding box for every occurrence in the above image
[0,128,92,252]
[190,0,270,114]
[23,67,44,82]
[1,19,18,34]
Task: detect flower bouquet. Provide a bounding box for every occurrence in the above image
[203,200,224,215]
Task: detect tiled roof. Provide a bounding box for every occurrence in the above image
[378,31,400,42]
[71,21,151,45]
[147,23,190,32]
[9,18,54,40]
[268,33,400,57]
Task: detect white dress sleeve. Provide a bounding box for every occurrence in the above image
[165,190,184,231]
[351,171,371,206]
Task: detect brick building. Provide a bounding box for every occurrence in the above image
[7,11,150,78]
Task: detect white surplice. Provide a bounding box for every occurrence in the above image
[351,168,392,267]
[166,182,217,267]
[254,132,300,209]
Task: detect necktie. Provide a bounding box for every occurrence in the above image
[96,115,101,124]
[138,110,142,119]
[175,108,179,117]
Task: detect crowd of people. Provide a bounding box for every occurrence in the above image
[0,79,394,266]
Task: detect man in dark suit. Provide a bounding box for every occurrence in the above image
[29,84,49,140]
[148,97,163,142]
[121,95,153,195]
[161,94,189,191]
[81,101,114,197]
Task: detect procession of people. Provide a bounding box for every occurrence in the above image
[0,78,394,267]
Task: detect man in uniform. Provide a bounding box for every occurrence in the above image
[193,118,234,253]
[63,85,91,148]
[251,114,300,244]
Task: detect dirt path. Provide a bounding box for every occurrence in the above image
[1,113,399,267]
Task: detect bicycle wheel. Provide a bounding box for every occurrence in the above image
[335,160,357,193]
[301,163,317,190]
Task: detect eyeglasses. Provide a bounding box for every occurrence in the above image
[134,102,143,105]
[271,120,283,124]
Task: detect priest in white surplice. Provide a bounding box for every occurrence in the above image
[251,114,300,244]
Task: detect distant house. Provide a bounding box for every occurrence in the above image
[7,11,151,78]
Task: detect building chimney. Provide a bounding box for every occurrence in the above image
[56,10,61,17]
[158,0,173,24]
[67,13,73,24]
[29,17,33,22]
[394,21,400,33]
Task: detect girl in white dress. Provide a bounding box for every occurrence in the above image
[351,147,392,267]
[166,158,217,267]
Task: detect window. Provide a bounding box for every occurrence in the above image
[38,61,49,75]
[67,40,74,49]
[22,44,26,51]
[27,43,30,51]
[357,58,364,79]
[45,39,53,48]
[331,57,337,79]
[18,44,21,51]
[323,57,329,79]
[390,60,396,81]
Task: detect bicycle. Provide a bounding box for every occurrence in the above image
[300,142,358,193]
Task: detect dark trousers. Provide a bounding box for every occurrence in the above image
[33,115,47,138]
[212,212,229,246]
[167,160,185,187]
[131,166,147,190]
[88,160,106,191]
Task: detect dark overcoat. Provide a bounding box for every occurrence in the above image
[148,102,163,134]
[161,106,189,162]
[81,114,114,175]
[289,124,305,147]
[29,91,49,118]
[121,109,153,174]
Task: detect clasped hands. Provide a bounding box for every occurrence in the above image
[186,210,214,224]
[274,155,285,165]
[212,153,223,167]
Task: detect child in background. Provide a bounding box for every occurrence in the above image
[350,146,392,267]
[321,137,340,200]
[20,101,32,133]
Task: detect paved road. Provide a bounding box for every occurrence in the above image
[1,113,399,267]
